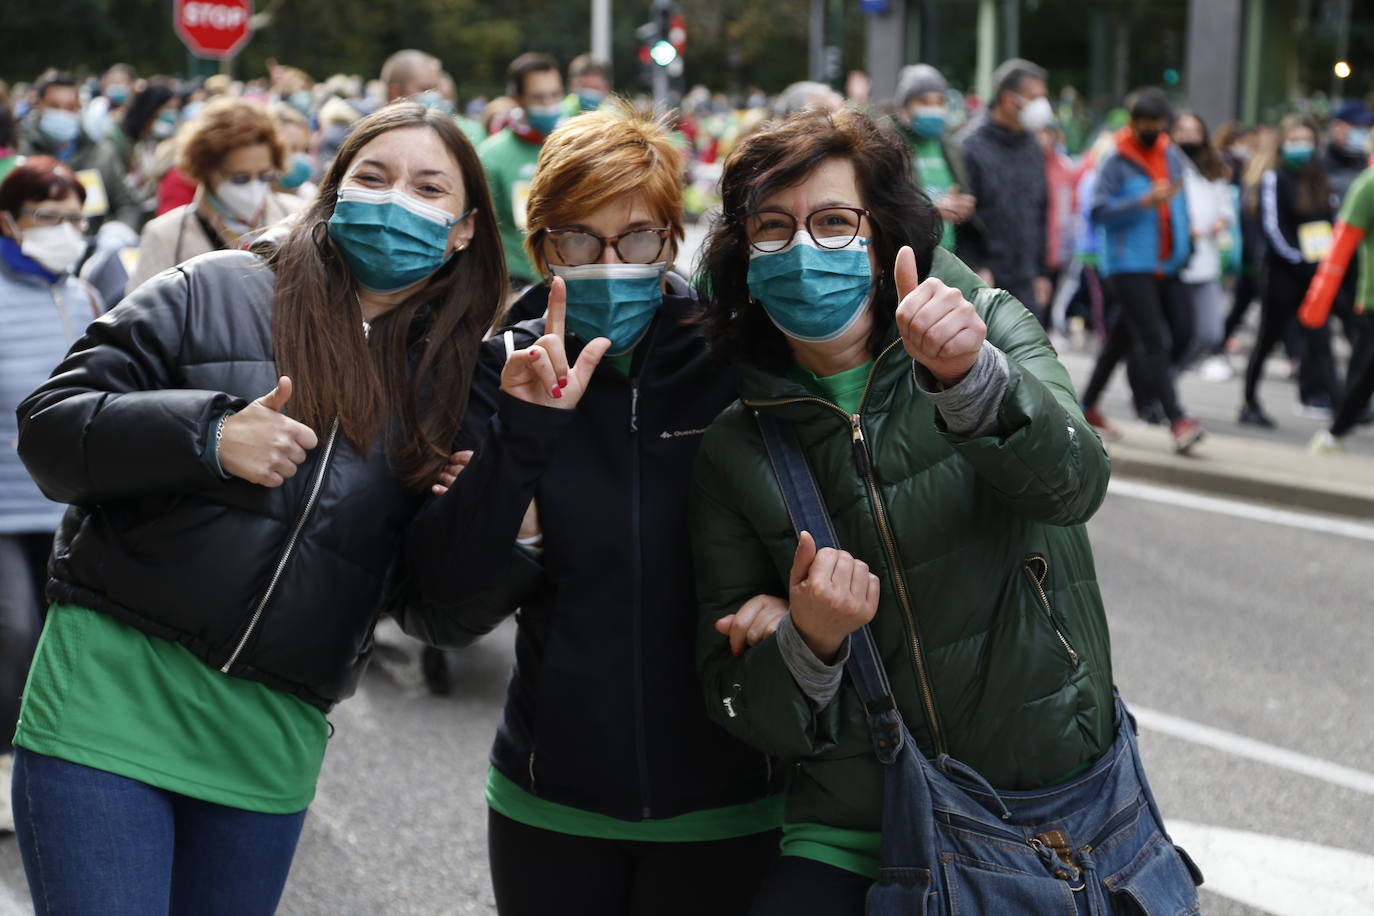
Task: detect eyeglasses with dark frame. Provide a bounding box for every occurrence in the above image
[541,227,672,267]
[744,207,871,253]
[21,206,88,232]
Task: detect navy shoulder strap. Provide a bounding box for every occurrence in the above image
[754,411,905,764]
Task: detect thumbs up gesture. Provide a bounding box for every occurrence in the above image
[893,246,986,387]
[218,376,320,487]
[501,276,612,410]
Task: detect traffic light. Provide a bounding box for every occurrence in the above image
[638,0,685,89]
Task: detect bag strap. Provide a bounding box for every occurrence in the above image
[754,410,905,764]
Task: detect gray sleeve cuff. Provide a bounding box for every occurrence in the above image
[776,614,849,709]
[912,341,1010,438]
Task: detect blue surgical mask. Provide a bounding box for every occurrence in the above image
[1345,128,1369,157]
[151,110,178,139]
[1281,141,1314,168]
[288,90,313,116]
[39,108,82,145]
[910,106,947,138]
[327,186,466,293]
[747,232,873,343]
[526,105,563,136]
[181,101,204,123]
[414,90,454,115]
[108,85,130,106]
[549,261,666,356]
[279,152,313,190]
[577,90,605,113]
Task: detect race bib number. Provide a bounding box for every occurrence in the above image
[512,180,531,231]
[75,169,109,217]
[1298,220,1334,264]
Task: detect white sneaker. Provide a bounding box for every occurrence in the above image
[0,752,13,834]
[1308,431,1345,454]
[1198,355,1235,382]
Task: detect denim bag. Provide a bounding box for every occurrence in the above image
[755,412,1204,915]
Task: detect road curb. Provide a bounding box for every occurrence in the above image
[1106,435,1374,519]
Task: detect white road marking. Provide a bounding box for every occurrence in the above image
[1134,705,1374,797]
[1107,478,1374,542]
[1167,820,1374,916]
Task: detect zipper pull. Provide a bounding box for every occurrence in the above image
[851,414,871,477]
[630,382,640,433]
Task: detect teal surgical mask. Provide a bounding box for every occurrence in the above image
[327,186,467,294]
[747,231,873,343]
[288,90,313,116]
[151,110,178,139]
[279,152,313,190]
[910,105,947,138]
[548,261,666,355]
[107,84,130,106]
[526,105,563,136]
[1281,141,1314,168]
[577,90,605,113]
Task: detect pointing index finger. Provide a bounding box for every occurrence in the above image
[546,276,567,342]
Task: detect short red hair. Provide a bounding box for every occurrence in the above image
[524,103,685,275]
[0,156,85,219]
[178,98,285,185]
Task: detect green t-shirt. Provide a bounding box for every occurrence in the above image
[912,137,957,251]
[788,359,875,415]
[14,604,328,813]
[478,128,544,283]
[453,115,487,149]
[486,766,784,842]
[1337,166,1374,312]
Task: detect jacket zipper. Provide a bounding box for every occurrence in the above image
[629,377,653,817]
[744,338,947,755]
[221,417,341,673]
[1022,555,1080,666]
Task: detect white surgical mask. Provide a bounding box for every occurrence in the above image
[21,222,86,275]
[213,179,270,223]
[1018,96,1055,132]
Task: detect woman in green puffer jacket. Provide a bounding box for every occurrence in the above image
[690,108,1117,913]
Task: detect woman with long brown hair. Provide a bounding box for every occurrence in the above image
[10,101,504,915]
[1239,114,1342,426]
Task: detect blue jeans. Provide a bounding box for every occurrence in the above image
[11,749,307,915]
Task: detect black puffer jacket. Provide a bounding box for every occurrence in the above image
[17,250,429,710]
[398,286,779,821]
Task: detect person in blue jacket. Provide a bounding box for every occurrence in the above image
[1091,87,1203,452]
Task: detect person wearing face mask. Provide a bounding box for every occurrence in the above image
[115,83,180,221]
[480,52,566,288]
[0,159,103,834]
[959,58,1053,322]
[125,98,305,294]
[892,64,976,255]
[690,109,1198,914]
[268,102,318,200]
[17,72,139,230]
[1324,99,1374,199]
[399,105,786,916]
[1091,88,1204,452]
[1238,114,1343,426]
[562,53,612,117]
[81,64,136,149]
[10,101,506,912]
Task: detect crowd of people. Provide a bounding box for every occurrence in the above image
[0,39,1369,916]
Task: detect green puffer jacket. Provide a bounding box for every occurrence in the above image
[690,247,1115,832]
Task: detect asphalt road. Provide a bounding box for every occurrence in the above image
[4,481,1371,915]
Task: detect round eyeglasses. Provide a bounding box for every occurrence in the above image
[542,227,671,266]
[744,207,870,253]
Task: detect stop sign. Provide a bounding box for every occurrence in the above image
[174,0,253,59]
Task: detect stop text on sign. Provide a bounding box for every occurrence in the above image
[182,2,247,29]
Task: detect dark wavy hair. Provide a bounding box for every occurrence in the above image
[268,101,506,490]
[697,108,942,370]
[121,82,176,145]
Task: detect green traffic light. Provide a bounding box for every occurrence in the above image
[650,40,677,66]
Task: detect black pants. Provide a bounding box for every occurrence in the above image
[1,532,51,754]
[748,855,871,916]
[488,809,779,916]
[1333,320,1374,437]
[1081,296,1156,415]
[1244,261,1342,409]
[1105,274,1191,423]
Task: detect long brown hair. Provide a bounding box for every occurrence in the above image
[1242,116,1331,219]
[269,102,505,490]
[1173,111,1229,181]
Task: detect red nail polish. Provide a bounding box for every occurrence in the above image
[551,387,562,399]
[732,648,742,657]
[558,378,569,388]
